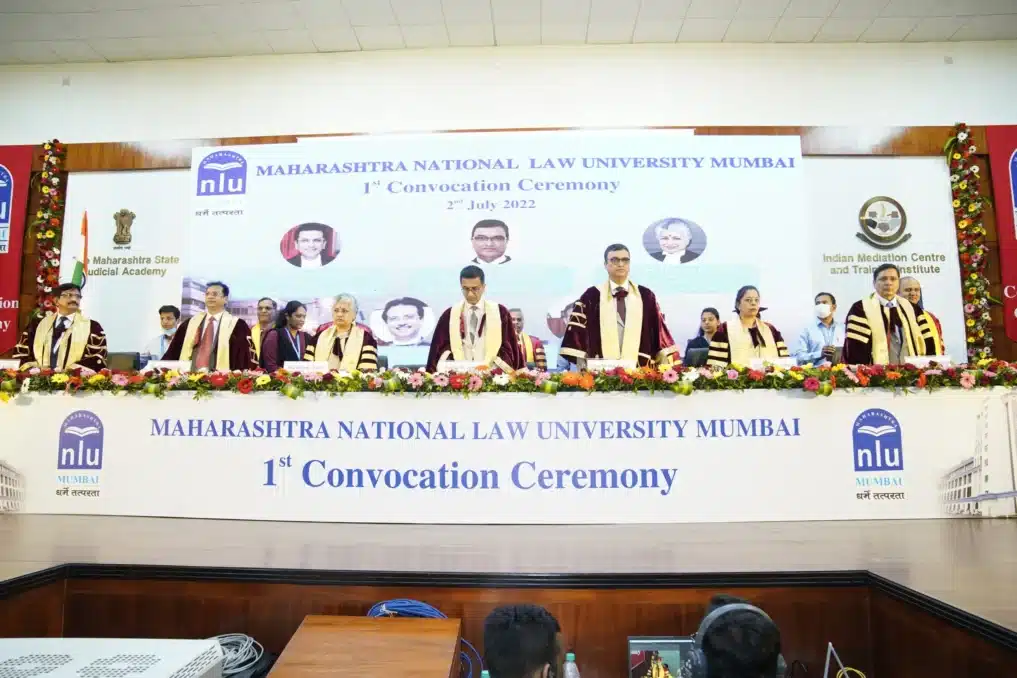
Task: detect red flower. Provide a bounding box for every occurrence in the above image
[208,374,228,388]
[237,378,254,394]
[619,373,634,385]
[321,372,334,383]
[128,375,145,385]
[748,369,764,381]
[868,364,885,377]
[449,374,467,389]
[917,372,927,389]
[803,377,820,392]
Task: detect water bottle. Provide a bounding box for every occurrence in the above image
[563,652,580,678]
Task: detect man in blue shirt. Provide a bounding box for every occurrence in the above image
[794,292,845,366]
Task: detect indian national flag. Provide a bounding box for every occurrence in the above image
[70,211,89,288]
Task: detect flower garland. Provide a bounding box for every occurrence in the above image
[3,362,1015,403]
[31,140,67,319]
[945,123,992,360]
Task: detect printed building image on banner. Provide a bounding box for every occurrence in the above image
[186,131,811,367]
[0,145,34,355]
[807,157,965,360]
[1,391,1015,523]
[61,171,188,353]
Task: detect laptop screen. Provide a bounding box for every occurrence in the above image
[628,637,694,678]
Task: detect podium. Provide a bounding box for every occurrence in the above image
[269,615,463,678]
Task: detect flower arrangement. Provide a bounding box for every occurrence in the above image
[945,123,993,361]
[3,362,1016,403]
[32,140,67,319]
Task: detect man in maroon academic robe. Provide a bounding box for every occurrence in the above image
[162,281,257,371]
[14,283,108,372]
[560,243,678,368]
[426,265,523,373]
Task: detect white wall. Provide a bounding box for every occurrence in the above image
[1,41,1016,144]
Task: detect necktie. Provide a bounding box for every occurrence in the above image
[469,307,480,344]
[51,317,68,367]
[195,316,216,370]
[614,287,628,324]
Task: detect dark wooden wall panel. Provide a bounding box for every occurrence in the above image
[870,590,1017,678]
[0,580,65,638]
[61,580,871,678]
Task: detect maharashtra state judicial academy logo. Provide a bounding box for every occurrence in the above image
[857,196,910,250]
[852,408,906,501]
[55,410,105,498]
[196,150,247,197]
[0,163,13,254]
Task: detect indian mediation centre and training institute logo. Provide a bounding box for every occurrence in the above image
[196,150,247,197]
[0,163,14,254]
[857,196,910,250]
[56,410,104,498]
[852,408,906,501]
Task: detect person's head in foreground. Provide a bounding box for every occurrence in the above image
[688,594,783,678]
[484,604,562,678]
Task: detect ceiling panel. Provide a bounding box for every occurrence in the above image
[0,0,1013,65]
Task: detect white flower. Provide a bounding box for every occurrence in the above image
[493,373,510,386]
[52,248,59,255]
[52,177,60,185]
[21,378,31,393]
[43,286,51,292]
[682,368,700,383]
[969,145,977,153]
[36,275,43,283]
[971,165,980,174]
[950,174,959,183]
[958,131,969,142]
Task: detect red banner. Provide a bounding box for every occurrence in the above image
[987,127,1017,342]
[0,145,34,355]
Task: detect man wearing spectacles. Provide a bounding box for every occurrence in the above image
[560,243,678,369]
[470,219,512,265]
[286,222,336,268]
[14,282,108,372]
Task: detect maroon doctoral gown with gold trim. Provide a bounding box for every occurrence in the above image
[162,312,257,371]
[13,313,108,372]
[560,282,678,367]
[426,301,524,372]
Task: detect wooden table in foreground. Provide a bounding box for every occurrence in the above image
[268,615,462,678]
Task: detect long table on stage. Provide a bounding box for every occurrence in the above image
[1,515,1017,678]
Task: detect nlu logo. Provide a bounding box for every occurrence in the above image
[57,410,104,470]
[0,163,13,225]
[852,408,903,472]
[196,150,247,196]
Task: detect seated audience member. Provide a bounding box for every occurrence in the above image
[484,604,562,678]
[899,276,946,355]
[793,292,845,366]
[843,264,936,365]
[162,281,257,371]
[685,307,720,354]
[141,304,180,367]
[308,293,378,371]
[685,594,783,678]
[14,282,108,372]
[259,301,313,373]
[707,286,789,367]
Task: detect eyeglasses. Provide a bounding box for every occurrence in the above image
[607,257,630,265]
[473,235,507,244]
[58,293,81,299]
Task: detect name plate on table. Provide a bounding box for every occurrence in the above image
[750,357,796,370]
[284,361,330,373]
[437,360,485,373]
[143,360,189,372]
[0,359,19,370]
[586,359,637,372]
[906,355,953,368]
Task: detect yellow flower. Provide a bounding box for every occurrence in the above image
[959,181,967,189]
[967,319,975,327]
[730,363,745,372]
[833,363,846,371]
[967,336,975,343]
[968,287,977,295]
[87,374,106,385]
[952,153,961,160]
[188,373,203,382]
[0,392,9,403]
[51,374,69,384]
[36,210,43,218]
[952,199,960,207]
[977,358,991,368]
[42,186,50,195]
[163,370,179,380]
[958,219,969,228]
[44,229,55,238]
[970,273,977,280]
[968,204,977,212]
[42,171,49,179]
[978,330,984,338]
[790,371,805,381]
[255,375,271,386]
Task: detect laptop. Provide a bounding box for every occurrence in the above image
[628,636,695,678]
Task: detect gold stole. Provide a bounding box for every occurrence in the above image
[313,325,366,371]
[861,294,925,364]
[177,312,238,369]
[32,313,91,369]
[725,314,779,365]
[520,333,535,363]
[598,281,642,361]
[449,300,501,362]
[251,324,263,359]
[921,311,944,355]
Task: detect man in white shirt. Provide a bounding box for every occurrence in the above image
[793,293,846,366]
[470,219,512,266]
[140,305,180,367]
[286,222,336,268]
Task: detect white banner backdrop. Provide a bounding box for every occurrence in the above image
[807,157,965,358]
[2,391,1016,523]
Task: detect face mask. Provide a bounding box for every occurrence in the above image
[814,303,831,319]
